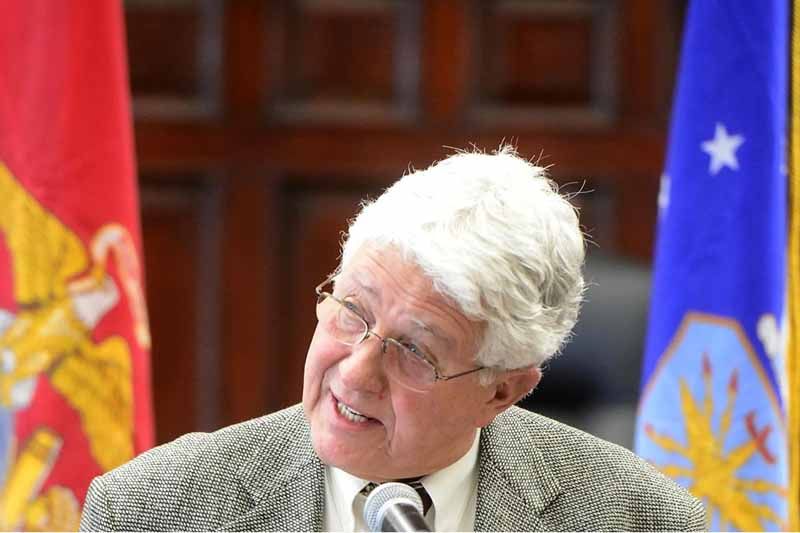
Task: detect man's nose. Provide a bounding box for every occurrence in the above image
[337,334,387,394]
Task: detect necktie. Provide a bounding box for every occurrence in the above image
[406,480,433,516]
[361,481,433,515]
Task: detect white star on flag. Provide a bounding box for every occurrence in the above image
[658,173,670,215]
[701,122,745,175]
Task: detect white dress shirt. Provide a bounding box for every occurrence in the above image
[322,430,480,532]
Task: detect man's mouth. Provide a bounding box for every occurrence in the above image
[334,396,376,424]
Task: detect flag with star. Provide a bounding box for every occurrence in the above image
[634,0,799,531]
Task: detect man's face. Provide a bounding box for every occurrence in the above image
[302,246,498,481]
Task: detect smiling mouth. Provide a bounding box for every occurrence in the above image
[334,396,378,424]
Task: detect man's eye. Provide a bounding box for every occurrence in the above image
[402,342,422,355]
[344,301,361,314]
[342,300,370,323]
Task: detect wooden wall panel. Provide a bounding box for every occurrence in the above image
[618,1,685,126]
[140,178,222,442]
[219,174,280,422]
[485,6,594,105]
[475,0,618,128]
[478,0,621,128]
[126,0,222,119]
[126,0,689,441]
[266,0,421,123]
[421,0,472,123]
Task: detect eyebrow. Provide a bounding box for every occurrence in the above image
[340,271,455,351]
[351,273,379,299]
[334,273,380,316]
[409,318,453,350]
[337,271,379,301]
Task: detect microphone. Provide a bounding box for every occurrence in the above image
[363,482,431,532]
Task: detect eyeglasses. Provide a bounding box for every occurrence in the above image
[315,276,485,393]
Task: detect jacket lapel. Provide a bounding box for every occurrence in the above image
[473,408,562,532]
[217,409,326,531]
[218,456,325,531]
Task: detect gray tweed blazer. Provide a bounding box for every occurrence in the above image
[80,404,705,531]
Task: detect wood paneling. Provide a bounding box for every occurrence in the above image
[219,174,278,422]
[421,0,473,124]
[126,0,222,119]
[139,177,222,442]
[474,0,618,128]
[266,0,421,123]
[127,0,687,441]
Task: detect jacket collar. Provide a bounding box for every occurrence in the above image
[473,407,562,531]
[216,405,561,531]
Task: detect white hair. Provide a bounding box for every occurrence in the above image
[340,145,586,374]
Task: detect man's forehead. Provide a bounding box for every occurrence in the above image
[335,269,380,301]
[338,247,431,289]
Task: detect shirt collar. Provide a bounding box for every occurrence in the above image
[325,429,481,531]
[326,465,370,531]
[421,428,480,530]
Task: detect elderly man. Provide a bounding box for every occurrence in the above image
[80,147,705,531]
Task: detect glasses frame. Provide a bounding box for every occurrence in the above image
[314,276,485,390]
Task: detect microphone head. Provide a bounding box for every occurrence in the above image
[364,482,424,531]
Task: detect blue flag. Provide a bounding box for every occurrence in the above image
[634,1,793,531]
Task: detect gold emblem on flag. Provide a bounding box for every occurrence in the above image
[0,162,150,530]
[645,353,787,530]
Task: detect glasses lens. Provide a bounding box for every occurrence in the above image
[383,340,436,392]
[320,296,367,344]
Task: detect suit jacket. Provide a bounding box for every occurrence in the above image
[80,404,705,531]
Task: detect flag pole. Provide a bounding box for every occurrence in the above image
[788,0,800,528]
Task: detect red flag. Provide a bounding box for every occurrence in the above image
[0,1,154,529]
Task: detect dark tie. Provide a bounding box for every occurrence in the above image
[361,481,433,515]
[405,480,433,516]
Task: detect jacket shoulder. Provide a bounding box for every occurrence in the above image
[80,404,310,531]
[486,407,706,531]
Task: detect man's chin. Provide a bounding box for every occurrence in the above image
[314,442,427,482]
[316,447,371,477]
[311,432,386,479]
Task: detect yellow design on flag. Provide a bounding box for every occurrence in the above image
[0,429,79,531]
[646,352,787,530]
[0,163,149,530]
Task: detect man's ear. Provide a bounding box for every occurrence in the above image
[475,367,541,427]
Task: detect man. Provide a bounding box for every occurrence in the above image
[80,146,706,531]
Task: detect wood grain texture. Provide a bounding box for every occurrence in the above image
[127,0,221,119]
[474,0,617,128]
[139,178,222,442]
